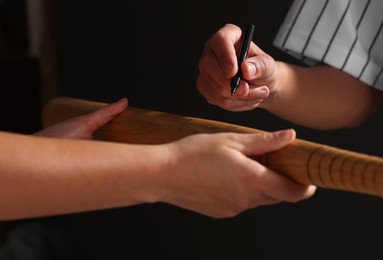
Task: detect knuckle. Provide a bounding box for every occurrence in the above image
[256,55,276,78]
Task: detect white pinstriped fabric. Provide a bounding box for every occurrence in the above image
[273,0,383,91]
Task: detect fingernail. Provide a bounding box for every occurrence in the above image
[116,97,127,103]
[114,98,128,107]
[276,129,295,141]
[258,87,269,99]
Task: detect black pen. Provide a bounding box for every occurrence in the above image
[230,24,255,96]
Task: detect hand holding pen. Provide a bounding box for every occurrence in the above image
[196,23,276,112]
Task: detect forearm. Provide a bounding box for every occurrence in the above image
[0,131,168,220]
[260,62,382,129]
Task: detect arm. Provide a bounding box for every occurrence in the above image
[0,127,315,221]
[197,24,382,129]
[260,62,382,129]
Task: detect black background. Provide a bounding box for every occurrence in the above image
[2,0,383,259]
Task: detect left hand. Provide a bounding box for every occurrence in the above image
[34,98,128,139]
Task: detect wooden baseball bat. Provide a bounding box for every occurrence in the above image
[41,96,383,198]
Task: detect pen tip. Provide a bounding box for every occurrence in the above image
[230,76,241,96]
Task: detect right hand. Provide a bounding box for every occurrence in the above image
[159,129,316,218]
[197,23,279,112]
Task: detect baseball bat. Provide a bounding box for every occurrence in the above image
[41,96,383,198]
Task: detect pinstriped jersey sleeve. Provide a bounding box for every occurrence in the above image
[273,0,383,91]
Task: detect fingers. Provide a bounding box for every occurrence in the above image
[196,75,267,111]
[198,49,231,96]
[34,98,129,139]
[197,24,243,96]
[197,24,277,112]
[253,129,296,154]
[233,130,317,202]
[92,97,128,122]
[249,160,316,202]
[209,23,243,78]
[81,98,128,132]
[231,129,296,155]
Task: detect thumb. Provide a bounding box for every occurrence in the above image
[238,129,296,156]
[81,98,128,132]
[242,54,276,81]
